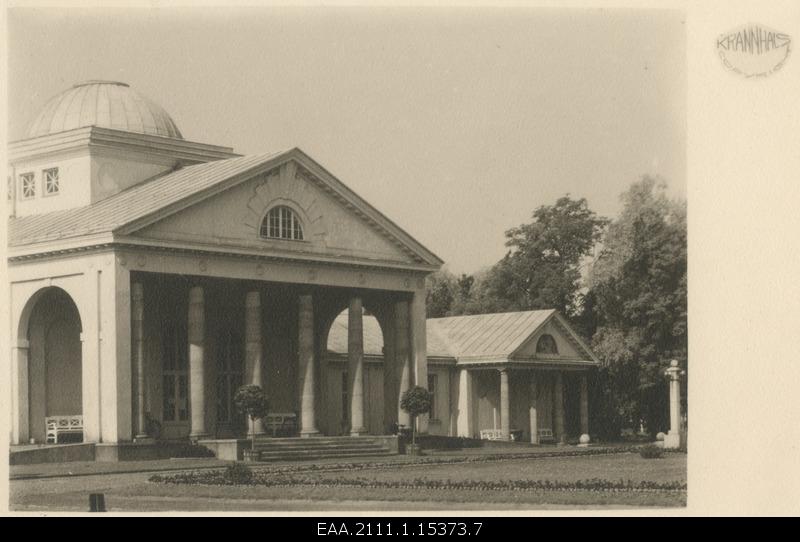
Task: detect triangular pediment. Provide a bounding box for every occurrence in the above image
[128,151,441,268]
[512,312,598,362]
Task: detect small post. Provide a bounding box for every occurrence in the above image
[89,493,106,512]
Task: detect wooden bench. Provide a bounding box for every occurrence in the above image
[263,412,297,437]
[537,428,555,443]
[45,415,83,444]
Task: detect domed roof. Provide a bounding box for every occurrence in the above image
[25,80,183,139]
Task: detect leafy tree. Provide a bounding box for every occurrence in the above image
[426,269,457,318]
[400,386,432,446]
[234,385,269,451]
[588,176,687,437]
[481,196,607,317]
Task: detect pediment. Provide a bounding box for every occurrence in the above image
[513,314,597,362]
[131,156,435,268]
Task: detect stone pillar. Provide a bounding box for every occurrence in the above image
[456,369,474,438]
[410,289,428,434]
[664,360,683,449]
[245,291,265,435]
[529,373,538,444]
[11,340,30,444]
[382,308,397,433]
[132,282,149,440]
[298,293,319,437]
[188,286,208,440]
[499,368,511,440]
[395,300,411,428]
[579,373,590,437]
[348,296,367,436]
[554,372,566,445]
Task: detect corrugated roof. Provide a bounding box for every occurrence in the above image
[9,151,286,246]
[326,309,563,361]
[428,310,555,359]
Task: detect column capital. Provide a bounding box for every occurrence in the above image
[245,290,261,308]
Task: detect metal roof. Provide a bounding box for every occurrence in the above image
[26,81,183,140]
[325,309,596,364]
[8,151,286,246]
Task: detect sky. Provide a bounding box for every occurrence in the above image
[7,6,686,273]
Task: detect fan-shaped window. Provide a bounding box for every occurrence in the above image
[260,206,304,241]
[536,334,558,355]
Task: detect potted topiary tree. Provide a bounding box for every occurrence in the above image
[233,384,269,462]
[400,385,432,456]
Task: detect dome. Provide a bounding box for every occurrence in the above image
[25,80,183,139]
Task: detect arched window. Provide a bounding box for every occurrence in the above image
[536,334,558,355]
[260,206,304,241]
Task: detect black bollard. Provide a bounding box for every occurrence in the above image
[89,493,106,512]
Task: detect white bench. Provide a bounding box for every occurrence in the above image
[45,415,83,444]
[480,429,507,441]
[263,412,297,437]
[537,428,555,443]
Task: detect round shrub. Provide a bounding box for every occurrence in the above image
[224,462,254,484]
[639,444,664,459]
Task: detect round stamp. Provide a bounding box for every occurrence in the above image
[717,23,791,78]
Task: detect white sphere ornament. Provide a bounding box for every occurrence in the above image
[656,432,666,441]
[579,434,590,444]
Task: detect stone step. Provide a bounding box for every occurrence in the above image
[254,441,389,451]
[256,449,394,462]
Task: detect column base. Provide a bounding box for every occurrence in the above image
[189,432,210,443]
[349,428,368,437]
[664,431,681,449]
[300,430,320,438]
[134,435,156,445]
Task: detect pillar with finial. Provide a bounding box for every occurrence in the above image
[664,359,684,449]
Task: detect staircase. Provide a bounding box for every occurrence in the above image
[252,436,398,462]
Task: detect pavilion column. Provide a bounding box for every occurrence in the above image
[410,289,428,434]
[499,368,511,440]
[245,291,265,435]
[188,286,208,440]
[579,373,590,436]
[11,340,30,444]
[348,296,367,436]
[554,372,566,445]
[664,360,683,449]
[298,293,319,437]
[529,373,539,444]
[395,300,411,428]
[132,282,148,440]
[382,307,397,433]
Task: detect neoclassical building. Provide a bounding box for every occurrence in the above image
[7,81,597,460]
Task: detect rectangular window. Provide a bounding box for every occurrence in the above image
[341,370,349,432]
[216,328,243,423]
[162,321,189,422]
[20,173,35,199]
[428,374,438,421]
[43,167,59,195]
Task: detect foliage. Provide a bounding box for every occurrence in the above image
[400,386,433,446]
[234,384,269,451]
[639,444,664,459]
[587,176,687,437]
[161,442,216,458]
[224,462,254,484]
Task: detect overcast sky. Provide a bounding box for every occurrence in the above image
[7,6,685,273]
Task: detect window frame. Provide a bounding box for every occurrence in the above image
[535,334,559,355]
[43,167,60,196]
[260,205,305,241]
[20,172,36,200]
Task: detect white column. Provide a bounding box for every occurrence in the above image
[664,360,683,449]
[348,296,367,436]
[554,372,566,445]
[529,373,538,444]
[410,289,428,434]
[579,373,590,437]
[382,307,397,432]
[395,300,411,428]
[132,282,148,440]
[298,293,320,437]
[499,368,510,440]
[11,340,30,444]
[188,286,208,440]
[81,269,102,444]
[245,291,265,435]
[456,369,474,438]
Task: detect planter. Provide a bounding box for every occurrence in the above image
[242,449,260,462]
[406,444,423,456]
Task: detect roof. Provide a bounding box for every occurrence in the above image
[26,81,183,140]
[326,309,598,365]
[9,151,285,246]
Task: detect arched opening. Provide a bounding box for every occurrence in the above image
[23,287,83,444]
[321,301,388,436]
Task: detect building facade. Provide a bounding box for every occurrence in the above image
[7,81,596,456]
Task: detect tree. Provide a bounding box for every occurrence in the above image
[426,269,457,318]
[400,386,432,446]
[234,385,269,451]
[480,196,608,318]
[587,176,687,437]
